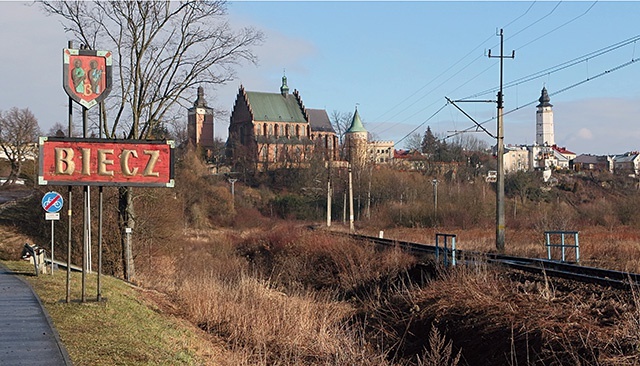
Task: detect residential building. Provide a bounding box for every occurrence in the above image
[572,154,613,172]
[368,140,394,164]
[613,152,640,176]
[503,145,530,173]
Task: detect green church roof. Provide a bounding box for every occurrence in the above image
[246,91,307,123]
[346,108,367,133]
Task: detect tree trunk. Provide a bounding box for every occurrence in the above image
[118,186,135,281]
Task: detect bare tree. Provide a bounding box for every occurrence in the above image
[42,0,264,280]
[0,108,41,185]
[330,110,353,145]
[404,132,422,151]
[47,122,67,137]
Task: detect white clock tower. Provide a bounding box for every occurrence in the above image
[535,87,554,146]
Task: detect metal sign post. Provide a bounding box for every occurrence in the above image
[42,192,63,275]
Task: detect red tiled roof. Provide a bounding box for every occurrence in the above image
[552,145,575,155]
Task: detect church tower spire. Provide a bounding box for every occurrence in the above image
[280,73,289,97]
[535,87,554,146]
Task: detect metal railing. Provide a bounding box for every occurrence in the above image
[435,233,457,267]
[545,231,579,263]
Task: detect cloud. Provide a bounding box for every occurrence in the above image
[211,16,318,139]
[555,97,640,155]
[576,128,593,140]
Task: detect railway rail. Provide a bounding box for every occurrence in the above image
[349,232,640,290]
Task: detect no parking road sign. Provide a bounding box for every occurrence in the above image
[42,191,64,213]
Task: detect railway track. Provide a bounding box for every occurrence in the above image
[349,233,640,289]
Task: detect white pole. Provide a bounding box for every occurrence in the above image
[50,220,54,275]
[326,179,332,227]
[349,164,354,232]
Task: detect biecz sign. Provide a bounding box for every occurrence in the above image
[39,138,174,187]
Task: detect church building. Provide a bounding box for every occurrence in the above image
[226,76,338,171]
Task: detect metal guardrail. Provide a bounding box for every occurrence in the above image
[545,231,579,263]
[435,233,456,267]
[347,232,640,289]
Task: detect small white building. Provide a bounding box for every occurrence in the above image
[368,140,394,164]
[503,145,530,173]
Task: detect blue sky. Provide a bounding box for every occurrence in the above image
[1,1,639,155]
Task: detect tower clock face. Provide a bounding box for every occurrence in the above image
[197,108,205,114]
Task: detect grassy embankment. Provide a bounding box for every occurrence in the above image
[1,259,222,366]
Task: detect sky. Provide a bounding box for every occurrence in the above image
[1,1,640,156]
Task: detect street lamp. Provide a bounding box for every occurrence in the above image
[432,179,438,217]
[228,178,237,210]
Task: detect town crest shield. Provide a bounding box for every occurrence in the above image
[63,48,112,109]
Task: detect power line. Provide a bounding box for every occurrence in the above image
[371,1,596,137]
[369,2,540,131]
[464,34,640,101]
[444,55,640,141]
[394,103,448,146]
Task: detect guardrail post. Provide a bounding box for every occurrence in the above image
[544,231,579,264]
[451,236,456,267]
[435,233,457,267]
[575,232,580,263]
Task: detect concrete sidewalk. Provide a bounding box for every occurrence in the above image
[0,264,72,365]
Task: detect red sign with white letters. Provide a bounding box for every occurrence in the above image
[38,138,174,187]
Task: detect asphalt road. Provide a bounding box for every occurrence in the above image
[0,263,72,365]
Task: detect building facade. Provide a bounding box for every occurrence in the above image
[226,77,337,171]
[344,108,369,168]
[535,87,554,146]
[187,86,215,157]
[501,87,575,173]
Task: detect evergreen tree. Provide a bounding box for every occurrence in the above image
[421,126,439,155]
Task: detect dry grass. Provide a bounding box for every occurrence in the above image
[398,264,640,365]
[176,273,384,365]
[134,225,419,365]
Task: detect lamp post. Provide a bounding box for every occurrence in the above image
[228,178,237,210]
[432,179,438,217]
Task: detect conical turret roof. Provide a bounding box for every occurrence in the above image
[346,108,367,133]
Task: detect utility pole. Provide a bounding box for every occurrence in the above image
[326,162,331,227]
[348,164,354,232]
[488,29,515,252]
[432,179,438,217]
[228,178,237,210]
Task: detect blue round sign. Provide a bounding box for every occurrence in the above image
[42,191,64,213]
